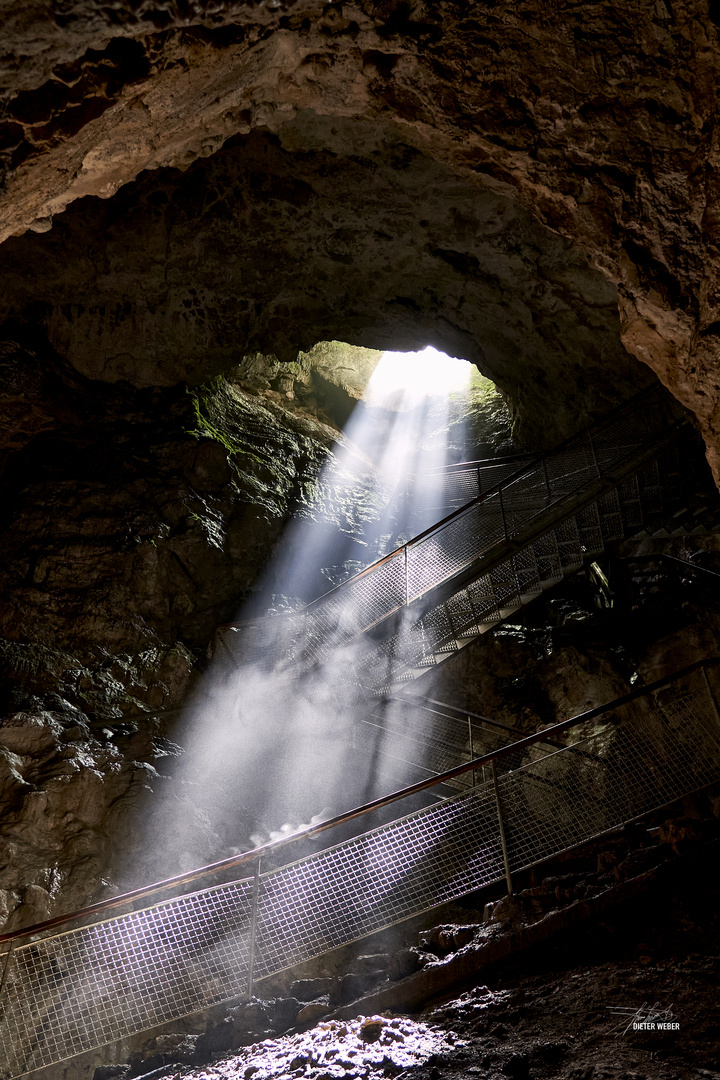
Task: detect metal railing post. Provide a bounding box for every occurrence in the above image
[498,488,508,541]
[404,545,409,606]
[701,664,720,733]
[0,941,15,1021]
[247,857,261,1000]
[587,430,600,478]
[298,610,309,664]
[583,432,601,530]
[541,457,551,503]
[468,715,476,787]
[491,762,513,896]
[2,657,719,955]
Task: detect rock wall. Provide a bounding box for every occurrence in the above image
[0,121,642,448]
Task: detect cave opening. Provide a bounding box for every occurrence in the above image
[268,344,484,604]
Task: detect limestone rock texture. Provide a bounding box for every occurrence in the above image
[1,0,720,936]
[0,0,718,456]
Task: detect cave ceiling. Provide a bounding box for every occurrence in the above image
[0,0,718,459]
[0,121,645,446]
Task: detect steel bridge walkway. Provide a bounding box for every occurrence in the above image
[3,659,720,1078]
[220,384,714,694]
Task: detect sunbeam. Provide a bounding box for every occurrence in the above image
[137,347,475,881]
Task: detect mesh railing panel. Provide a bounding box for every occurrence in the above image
[252,787,504,980]
[406,491,505,603]
[0,882,254,1079]
[512,547,541,599]
[359,390,675,626]
[637,460,663,515]
[353,705,522,790]
[476,461,535,494]
[501,465,549,529]
[597,488,624,541]
[3,668,720,1079]
[217,387,683,677]
[409,457,537,517]
[576,502,604,555]
[373,447,689,692]
[555,516,583,570]
[303,550,406,662]
[544,436,596,496]
[412,468,480,513]
[500,688,720,871]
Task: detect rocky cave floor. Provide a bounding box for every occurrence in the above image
[106,825,720,1080]
[421,873,720,1080]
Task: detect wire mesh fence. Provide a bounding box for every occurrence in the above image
[218,386,685,687]
[3,665,720,1079]
[0,881,255,1079]
[353,700,526,791]
[368,446,685,693]
[409,455,536,516]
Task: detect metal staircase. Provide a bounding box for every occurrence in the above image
[352,695,527,794]
[220,384,717,693]
[4,389,720,1078]
[3,658,720,1079]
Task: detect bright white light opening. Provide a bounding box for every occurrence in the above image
[363,346,471,409]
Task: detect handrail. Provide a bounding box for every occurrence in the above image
[381,696,605,765]
[624,553,720,584]
[394,694,527,738]
[314,384,677,594]
[3,650,717,949]
[220,384,681,631]
[427,451,535,472]
[221,459,541,633]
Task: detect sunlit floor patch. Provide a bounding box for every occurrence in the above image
[167,1015,462,1079]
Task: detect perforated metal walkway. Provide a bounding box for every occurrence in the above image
[3,660,720,1079]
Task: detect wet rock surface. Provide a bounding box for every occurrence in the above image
[0,702,185,930]
[0,341,342,668]
[160,1016,461,1080]
[0,117,644,449]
